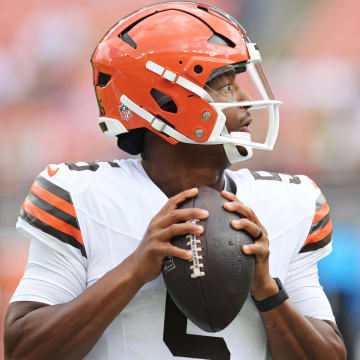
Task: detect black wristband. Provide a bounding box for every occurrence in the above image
[252,277,289,312]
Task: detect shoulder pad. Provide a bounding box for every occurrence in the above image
[19,161,121,258]
[20,171,86,257]
[43,161,120,186]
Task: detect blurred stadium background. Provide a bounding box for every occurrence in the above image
[1,0,359,358]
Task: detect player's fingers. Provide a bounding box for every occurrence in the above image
[224,201,258,223]
[163,244,193,261]
[230,218,262,239]
[158,188,198,216]
[242,241,269,262]
[222,195,261,226]
[231,218,269,260]
[158,207,209,228]
[158,221,204,242]
[221,190,237,201]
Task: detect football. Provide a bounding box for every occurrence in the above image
[162,187,255,333]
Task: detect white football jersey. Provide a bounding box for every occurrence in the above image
[12,158,335,360]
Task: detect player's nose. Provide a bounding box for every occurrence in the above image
[234,83,252,106]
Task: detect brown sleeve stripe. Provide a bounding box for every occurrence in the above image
[34,176,72,203]
[310,212,331,235]
[312,201,330,224]
[27,192,79,230]
[21,175,86,256]
[22,198,83,245]
[20,207,86,258]
[305,219,333,245]
[300,232,332,253]
[21,199,86,257]
[299,189,333,253]
[300,219,333,253]
[30,182,77,218]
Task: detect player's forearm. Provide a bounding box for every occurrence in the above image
[259,300,346,360]
[5,253,143,360]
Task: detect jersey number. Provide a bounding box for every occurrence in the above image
[65,161,119,171]
[250,171,301,184]
[163,293,230,359]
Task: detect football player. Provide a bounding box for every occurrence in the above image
[4,2,346,359]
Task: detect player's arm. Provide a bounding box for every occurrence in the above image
[5,259,144,360]
[221,190,346,360]
[252,297,346,360]
[4,188,207,360]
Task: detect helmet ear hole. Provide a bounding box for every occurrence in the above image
[98,72,111,87]
[208,33,235,48]
[150,88,178,113]
[194,65,203,74]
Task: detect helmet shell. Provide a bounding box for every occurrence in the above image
[91,2,250,143]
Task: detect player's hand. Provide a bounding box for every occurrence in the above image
[221,190,278,300]
[132,188,209,285]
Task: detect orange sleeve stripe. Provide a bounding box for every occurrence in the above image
[304,220,333,246]
[23,199,84,245]
[311,180,319,189]
[312,202,330,224]
[30,183,77,218]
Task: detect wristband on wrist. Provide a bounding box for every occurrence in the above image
[252,277,289,312]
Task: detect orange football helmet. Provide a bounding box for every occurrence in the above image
[91,1,281,163]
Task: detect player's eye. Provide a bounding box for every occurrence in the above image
[226,84,231,92]
[221,84,232,93]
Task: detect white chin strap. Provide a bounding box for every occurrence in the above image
[223,144,252,163]
[222,127,253,164]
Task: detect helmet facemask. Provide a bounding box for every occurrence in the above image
[200,60,281,163]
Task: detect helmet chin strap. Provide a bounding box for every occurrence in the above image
[221,127,253,164]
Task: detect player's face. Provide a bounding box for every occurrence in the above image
[207,70,252,134]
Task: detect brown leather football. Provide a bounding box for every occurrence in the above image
[162,186,255,333]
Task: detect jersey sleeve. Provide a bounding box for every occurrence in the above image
[11,164,88,305]
[299,180,333,253]
[284,247,335,322]
[19,169,87,257]
[10,231,87,305]
[284,178,335,322]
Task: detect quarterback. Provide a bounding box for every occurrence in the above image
[4,2,346,359]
